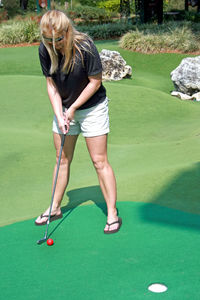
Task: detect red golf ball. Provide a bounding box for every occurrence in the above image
[47,238,54,246]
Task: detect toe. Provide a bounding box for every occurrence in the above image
[35,214,48,225]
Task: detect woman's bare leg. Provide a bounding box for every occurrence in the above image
[85,134,119,232]
[35,133,78,224]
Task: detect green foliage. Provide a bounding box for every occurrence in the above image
[0,20,40,44]
[119,21,200,53]
[98,0,120,13]
[78,0,99,6]
[68,5,115,24]
[164,0,185,11]
[3,0,20,17]
[1,16,200,53]
[3,0,19,9]
[0,10,8,23]
[27,0,37,10]
[184,11,200,22]
[77,22,136,39]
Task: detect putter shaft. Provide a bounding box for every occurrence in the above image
[36,134,66,245]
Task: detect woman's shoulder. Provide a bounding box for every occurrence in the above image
[39,42,48,55]
[78,37,98,57]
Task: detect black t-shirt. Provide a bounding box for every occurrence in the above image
[38,40,106,110]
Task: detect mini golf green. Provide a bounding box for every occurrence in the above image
[1,202,200,300]
[1,41,200,299]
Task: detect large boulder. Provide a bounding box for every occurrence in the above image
[171,56,200,96]
[99,49,132,81]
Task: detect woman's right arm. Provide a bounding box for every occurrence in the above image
[46,77,69,134]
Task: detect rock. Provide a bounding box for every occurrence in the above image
[192,92,200,101]
[99,49,132,81]
[171,91,193,100]
[171,56,200,96]
[171,91,200,101]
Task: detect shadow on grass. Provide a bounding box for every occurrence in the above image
[49,185,107,237]
[141,162,200,230]
[64,185,107,215]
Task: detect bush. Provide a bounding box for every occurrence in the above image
[78,0,98,6]
[3,0,18,9]
[3,0,20,17]
[0,20,40,44]
[98,0,120,13]
[0,10,8,23]
[67,5,113,24]
[185,11,200,22]
[27,0,37,11]
[77,22,136,39]
[119,22,200,53]
[1,18,200,52]
[164,0,185,11]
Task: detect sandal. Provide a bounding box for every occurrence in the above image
[35,212,63,226]
[104,217,122,234]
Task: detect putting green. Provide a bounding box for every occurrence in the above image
[1,42,200,299]
[1,202,200,299]
[1,73,200,226]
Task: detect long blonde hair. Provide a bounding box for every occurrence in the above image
[40,10,91,74]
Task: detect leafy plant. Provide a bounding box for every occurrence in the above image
[68,5,114,24]
[77,22,136,39]
[119,22,200,53]
[98,0,120,13]
[3,0,19,9]
[78,0,98,6]
[0,20,40,44]
[0,10,8,23]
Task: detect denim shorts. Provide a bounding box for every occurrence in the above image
[52,97,110,137]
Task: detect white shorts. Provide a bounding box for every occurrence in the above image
[52,97,110,137]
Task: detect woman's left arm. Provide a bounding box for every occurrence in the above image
[66,73,102,120]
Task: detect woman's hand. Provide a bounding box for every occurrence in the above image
[64,106,76,122]
[57,115,70,135]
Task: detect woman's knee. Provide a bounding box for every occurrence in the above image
[56,152,72,166]
[91,155,108,172]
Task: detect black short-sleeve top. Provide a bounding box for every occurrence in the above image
[38,40,106,110]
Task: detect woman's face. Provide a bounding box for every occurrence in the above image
[43,29,65,51]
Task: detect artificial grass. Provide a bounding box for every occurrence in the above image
[1,41,200,226]
[1,39,200,300]
[1,202,200,300]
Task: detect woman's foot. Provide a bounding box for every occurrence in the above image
[35,208,63,226]
[104,217,122,234]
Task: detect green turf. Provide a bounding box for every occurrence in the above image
[1,40,200,300]
[1,42,200,225]
[1,202,200,300]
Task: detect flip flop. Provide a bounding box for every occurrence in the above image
[104,217,122,234]
[34,212,63,226]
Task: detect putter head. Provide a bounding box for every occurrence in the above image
[37,237,47,245]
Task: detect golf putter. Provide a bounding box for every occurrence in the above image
[37,133,66,245]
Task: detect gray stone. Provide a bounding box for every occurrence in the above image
[99,49,132,81]
[171,91,200,101]
[171,56,200,96]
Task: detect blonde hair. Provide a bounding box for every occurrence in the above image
[40,10,91,74]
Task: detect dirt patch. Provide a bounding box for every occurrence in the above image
[0,42,40,48]
[0,42,200,55]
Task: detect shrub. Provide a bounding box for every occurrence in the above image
[79,0,98,6]
[27,0,37,11]
[0,10,8,23]
[77,22,136,39]
[3,0,20,17]
[3,0,18,9]
[0,20,40,44]
[98,0,120,13]
[67,5,112,24]
[119,22,200,53]
[185,11,200,22]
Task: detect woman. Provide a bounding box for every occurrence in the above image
[35,10,122,234]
